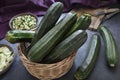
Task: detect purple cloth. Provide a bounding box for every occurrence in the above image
[0,0,117,40]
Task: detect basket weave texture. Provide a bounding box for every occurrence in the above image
[18,43,76,80]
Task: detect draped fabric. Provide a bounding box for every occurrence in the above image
[0,0,117,40]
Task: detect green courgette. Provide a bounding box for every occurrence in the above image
[27,11,77,62]
[30,2,64,47]
[99,25,118,67]
[43,30,88,63]
[74,34,101,80]
[5,30,35,43]
[65,14,91,38]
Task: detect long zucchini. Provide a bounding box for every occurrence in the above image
[27,11,77,62]
[5,30,35,43]
[43,30,88,63]
[74,34,101,80]
[30,2,64,47]
[99,25,118,67]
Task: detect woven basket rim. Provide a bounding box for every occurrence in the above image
[18,43,76,67]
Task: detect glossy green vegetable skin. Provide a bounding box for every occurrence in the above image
[65,14,91,38]
[5,30,35,43]
[74,34,101,80]
[30,2,64,47]
[43,30,88,63]
[27,11,77,62]
[99,26,118,67]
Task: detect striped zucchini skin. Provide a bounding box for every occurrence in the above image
[65,14,91,38]
[74,34,101,80]
[43,30,88,63]
[27,12,77,62]
[30,2,64,47]
[5,30,35,43]
[99,25,118,67]
[78,14,91,30]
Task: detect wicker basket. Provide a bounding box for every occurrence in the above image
[18,43,76,80]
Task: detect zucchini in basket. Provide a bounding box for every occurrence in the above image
[30,2,64,47]
[43,30,88,63]
[65,13,91,38]
[27,11,77,62]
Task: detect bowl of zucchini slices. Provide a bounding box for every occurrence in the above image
[0,44,14,75]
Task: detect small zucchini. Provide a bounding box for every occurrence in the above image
[5,30,35,43]
[43,30,88,63]
[99,25,118,67]
[74,34,101,80]
[78,14,91,30]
